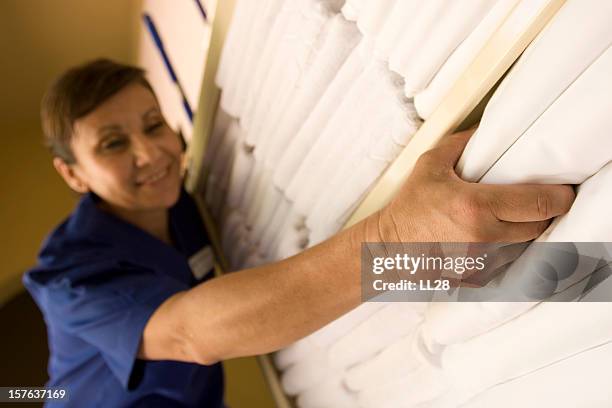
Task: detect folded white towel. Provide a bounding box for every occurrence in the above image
[373,0,422,62]
[329,303,424,370]
[205,119,242,217]
[262,14,361,169]
[345,327,449,408]
[441,302,612,404]
[341,0,367,21]
[259,199,295,259]
[394,0,496,97]
[275,302,386,370]
[202,107,232,181]
[246,0,337,149]
[281,353,342,396]
[345,327,434,392]
[248,184,284,243]
[387,0,447,80]
[356,359,447,408]
[463,340,612,408]
[240,0,295,131]
[306,81,420,244]
[414,0,519,119]
[421,301,537,347]
[220,0,286,117]
[457,0,612,182]
[286,55,388,217]
[479,44,612,185]
[221,209,247,264]
[236,159,265,222]
[226,141,255,210]
[355,0,396,39]
[215,0,255,91]
[296,374,357,408]
[282,304,426,397]
[273,41,368,192]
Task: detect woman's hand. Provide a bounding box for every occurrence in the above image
[378,129,575,243]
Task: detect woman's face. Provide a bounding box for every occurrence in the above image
[59,82,183,211]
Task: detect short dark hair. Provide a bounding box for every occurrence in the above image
[41,58,154,163]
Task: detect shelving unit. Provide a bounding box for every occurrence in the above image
[185,0,566,406]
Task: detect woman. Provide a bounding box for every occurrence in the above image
[24,59,574,407]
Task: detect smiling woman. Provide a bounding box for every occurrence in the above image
[43,60,185,244]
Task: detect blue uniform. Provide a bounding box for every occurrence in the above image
[24,189,224,407]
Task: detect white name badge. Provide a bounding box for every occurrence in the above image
[188,245,215,280]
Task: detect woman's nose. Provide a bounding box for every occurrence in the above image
[132,134,162,167]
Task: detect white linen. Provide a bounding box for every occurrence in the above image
[395,0,496,97]
[441,303,612,405]
[463,341,612,408]
[414,0,519,119]
[274,40,368,192]
[457,0,612,181]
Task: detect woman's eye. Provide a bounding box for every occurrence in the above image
[145,121,164,134]
[101,137,127,151]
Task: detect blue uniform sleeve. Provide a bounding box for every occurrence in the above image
[40,265,190,390]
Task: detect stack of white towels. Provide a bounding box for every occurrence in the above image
[206,0,612,406]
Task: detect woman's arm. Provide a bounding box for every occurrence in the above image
[138,131,575,364]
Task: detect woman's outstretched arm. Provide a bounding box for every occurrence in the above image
[138,130,575,365]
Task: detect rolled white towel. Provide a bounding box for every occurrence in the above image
[463,340,612,408]
[240,0,295,130]
[236,159,264,220]
[226,140,255,210]
[281,353,342,396]
[479,44,612,185]
[329,303,425,370]
[341,0,368,21]
[346,327,448,407]
[281,303,425,397]
[246,0,338,149]
[263,14,361,169]
[220,0,286,117]
[273,40,368,192]
[456,0,612,182]
[421,302,537,347]
[259,200,294,259]
[355,0,396,39]
[399,0,496,97]
[275,302,386,371]
[202,107,232,181]
[414,0,518,119]
[345,327,433,392]
[441,302,612,404]
[306,80,420,243]
[286,54,388,218]
[387,0,447,80]
[205,119,241,216]
[373,0,422,61]
[215,0,257,92]
[249,184,284,242]
[296,373,357,408]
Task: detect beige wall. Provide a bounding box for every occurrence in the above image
[0,0,143,305]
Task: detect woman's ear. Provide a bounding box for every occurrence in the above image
[53,157,89,193]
